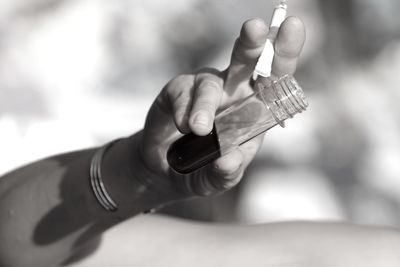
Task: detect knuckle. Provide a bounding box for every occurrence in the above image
[174,107,189,119]
[208,163,243,190]
[169,92,192,116]
[173,91,191,105]
[193,99,216,112]
[199,79,221,92]
[274,46,299,60]
[166,74,194,94]
[232,45,264,64]
[196,72,223,88]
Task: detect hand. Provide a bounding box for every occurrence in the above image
[139,17,305,199]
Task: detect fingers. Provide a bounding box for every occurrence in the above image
[188,72,223,136]
[179,135,264,196]
[204,134,264,193]
[238,134,264,167]
[225,18,269,91]
[202,149,245,194]
[165,71,223,135]
[211,135,263,181]
[165,71,223,136]
[225,16,305,92]
[211,149,244,183]
[164,74,195,134]
[271,16,306,76]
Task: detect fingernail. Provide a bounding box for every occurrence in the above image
[193,112,209,127]
[180,115,190,133]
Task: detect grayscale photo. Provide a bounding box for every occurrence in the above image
[1,0,400,266]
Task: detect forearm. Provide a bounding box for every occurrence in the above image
[0,131,164,267]
[68,215,400,267]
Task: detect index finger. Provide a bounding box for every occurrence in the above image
[224,18,269,93]
[271,16,306,76]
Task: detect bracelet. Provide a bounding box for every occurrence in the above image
[90,140,120,212]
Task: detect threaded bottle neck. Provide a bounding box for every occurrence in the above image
[258,75,308,127]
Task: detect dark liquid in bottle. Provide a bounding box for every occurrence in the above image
[167,125,221,174]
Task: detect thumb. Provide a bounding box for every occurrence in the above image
[185,149,244,196]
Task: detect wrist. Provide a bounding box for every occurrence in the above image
[98,133,164,218]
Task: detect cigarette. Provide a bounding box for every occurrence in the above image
[253,0,287,79]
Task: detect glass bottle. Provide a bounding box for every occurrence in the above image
[167,74,308,174]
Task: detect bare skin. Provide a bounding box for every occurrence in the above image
[3,15,397,267]
[67,215,400,267]
[0,17,306,267]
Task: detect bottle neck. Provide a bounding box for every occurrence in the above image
[258,75,308,127]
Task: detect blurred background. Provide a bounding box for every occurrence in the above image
[1,0,400,228]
